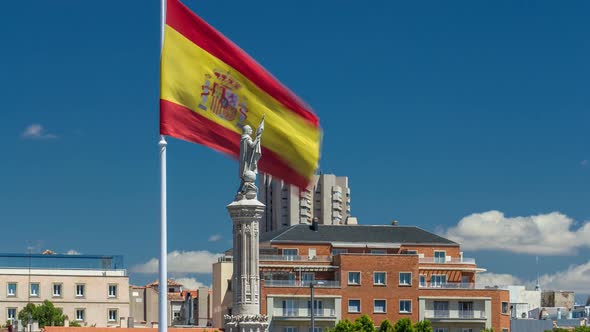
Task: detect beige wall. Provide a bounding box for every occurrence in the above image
[0,268,129,328]
[212,260,232,329]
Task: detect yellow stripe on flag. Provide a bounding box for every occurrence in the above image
[161,25,320,178]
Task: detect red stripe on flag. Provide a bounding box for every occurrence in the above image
[160,99,310,188]
[165,0,319,128]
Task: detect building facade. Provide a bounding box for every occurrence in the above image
[259,174,356,233]
[0,253,129,328]
[212,224,511,332]
[129,279,212,327]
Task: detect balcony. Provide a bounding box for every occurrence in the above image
[420,282,475,289]
[260,255,332,262]
[272,307,337,320]
[419,257,476,264]
[425,310,486,321]
[263,280,340,288]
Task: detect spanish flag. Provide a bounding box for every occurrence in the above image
[160,0,321,188]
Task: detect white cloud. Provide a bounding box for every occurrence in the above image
[444,211,590,255]
[208,234,222,242]
[21,124,57,140]
[476,261,590,294]
[65,250,81,255]
[132,250,221,274]
[538,261,590,293]
[476,273,525,288]
[174,277,207,290]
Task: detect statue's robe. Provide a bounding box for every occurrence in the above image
[239,135,262,179]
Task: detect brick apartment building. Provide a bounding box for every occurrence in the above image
[212,223,510,332]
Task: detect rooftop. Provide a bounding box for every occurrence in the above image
[0,253,124,270]
[260,224,457,245]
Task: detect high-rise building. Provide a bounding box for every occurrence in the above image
[259,174,356,233]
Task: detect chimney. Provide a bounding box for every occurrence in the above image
[391,220,399,226]
[311,218,319,231]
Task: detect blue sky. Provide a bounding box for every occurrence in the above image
[1,1,589,292]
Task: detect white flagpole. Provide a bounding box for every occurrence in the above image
[158,0,168,331]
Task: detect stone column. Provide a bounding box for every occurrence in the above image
[225,194,268,332]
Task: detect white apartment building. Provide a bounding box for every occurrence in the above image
[259,173,356,233]
[0,253,129,328]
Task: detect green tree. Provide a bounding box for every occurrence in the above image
[480,329,495,332]
[331,319,354,332]
[17,301,67,328]
[378,319,394,332]
[354,315,376,332]
[69,320,81,327]
[413,320,433,332]
[18,303,36,327]
[574,327,590,332]
[393,318,414,332]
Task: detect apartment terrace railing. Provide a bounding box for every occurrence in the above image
[263,280,340,288]
[259,255,332,262]
[419,257,476,264]
[272,308,337,319]
[419,282,476,289]
[426,310,486,320]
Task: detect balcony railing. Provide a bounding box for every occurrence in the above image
[425,309,486,320]
[263,280,340,288]
[272,308,337,318]
[260,255,332,262]
[420,282,475,289]
[419,257,476,264]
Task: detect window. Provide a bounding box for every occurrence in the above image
[405,250,418,255]
[434,251,446,263]
[459,302,474,318]
[108,309,118,322]
[399,300,412,313]
[430,275,447,287]
[308,329,323,332]
[7,283,17,297]
[371,249,386,254]
[434,329,448,332]
[282,249,298,256]
[76,284,85,297]
[284,328,298,332]
[348,272,360,285]
[75,309,85,321]
[419,275,426,287]
[348,299,360,313]
[282,300,297,317]
[7,308,17,320]
[502,302,509,314]
[108,284,117,297]
[462,329,473,332]
[434,301,449,317]
[501,329,508,332]
[374,300,386,313]
[302,273,315,283]
[53,283,62,297]
[331,249,347,256]
[399,272,412,285]
[307,300,323,316]
[374,272,386,285]
[30,283,40,297]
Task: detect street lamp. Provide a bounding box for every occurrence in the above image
[310,281,325,332]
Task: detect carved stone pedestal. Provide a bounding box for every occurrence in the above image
[224,314,269,332]
[226,196,267,332]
